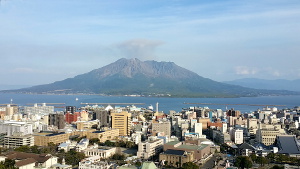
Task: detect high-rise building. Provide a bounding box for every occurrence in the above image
[226,109,241,117]
[152,121,171,136]
[111,111,131,136]
[234,129,243,144]
[65,112,80,124]
[66,106,76,114]
[93,109,111,128]
[48,112,65,129]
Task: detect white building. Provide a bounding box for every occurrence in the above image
[194,123,202,135]
[234,129,243,144]
[0,121,33,136]
[137,138,164,159]
[79,156,112,169]
[76,138,89,152]
[83,145,116,159]
[24,103,54,115]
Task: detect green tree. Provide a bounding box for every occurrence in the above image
[234,156,253,169]
[135,161,142,167]
[104,140,115,147]
[181,162,199,169]
[30,145,40,154]
[65,150,85,166]
[249,154,257,162]
[125,141,135,148]
[270,165,284,169]
[89,138,100,145]
[256,156,269,166]
[111,153,125,160]
[14,145,30,152]
[267,152,275,162]
[0,159,18,169]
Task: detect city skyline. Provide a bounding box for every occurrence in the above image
[1,0,300,85]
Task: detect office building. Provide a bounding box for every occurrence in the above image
[111,111,131,136]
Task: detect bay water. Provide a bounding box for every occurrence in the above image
[0,93,300,113]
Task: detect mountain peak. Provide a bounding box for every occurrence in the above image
[5,58,298,97]
[91,58,198,79]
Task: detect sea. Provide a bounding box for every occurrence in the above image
[0,93,300,113]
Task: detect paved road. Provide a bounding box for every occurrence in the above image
[201,154,218,169]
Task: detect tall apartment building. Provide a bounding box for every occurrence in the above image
[226,109,241,117]
[234,129,244,144]
[111,111,131,136]
[152,121,171,136]
[65,112,80,124]
[66,106,76,114]
[137,138,164,159]
[93,109,111,128]
[48,112,65,129]
[0,104,18,120]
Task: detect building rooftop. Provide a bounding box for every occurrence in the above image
[164,141,181,146]
[177,144,208,151]
[277,135,300,154]
[163,149,186,156]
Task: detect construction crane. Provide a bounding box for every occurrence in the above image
[184,103,286,107]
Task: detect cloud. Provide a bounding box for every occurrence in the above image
[116,39,164,61]
[235,66,258,75]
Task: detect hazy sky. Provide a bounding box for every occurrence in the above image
[1,0,300,85]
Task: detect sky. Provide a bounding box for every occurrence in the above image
[1,0,300,86]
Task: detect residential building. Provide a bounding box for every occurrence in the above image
[137,138,164,159]
[111,111,132,136]
[93,109,111,128]
[66,106,76,114]
[152,121,171,136]
[6,152,58,169]
[233,129,243,144]
[65,112,80,124]
[49,112,65,129]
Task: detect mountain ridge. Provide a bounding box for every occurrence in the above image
[2,58,299,97]
[223,78,300,92]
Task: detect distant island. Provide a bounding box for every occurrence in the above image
[1,58,299,97]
